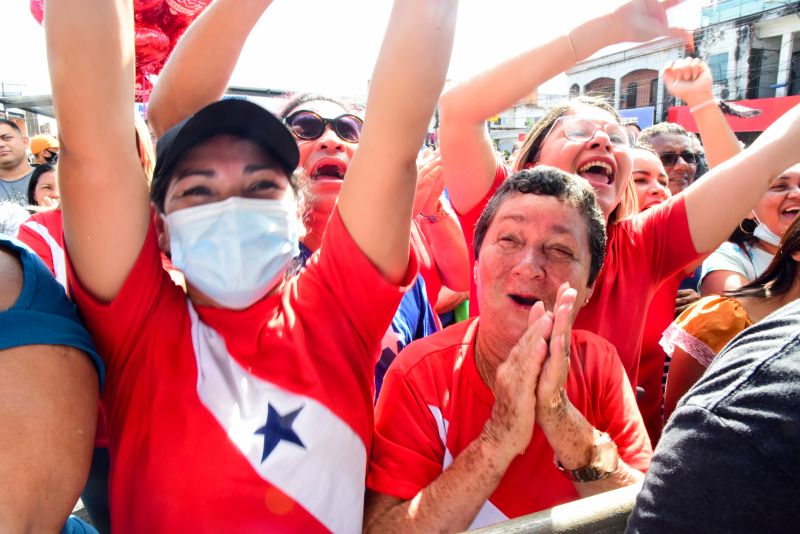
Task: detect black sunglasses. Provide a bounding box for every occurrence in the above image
[659,151,697,167]
[284,110,363,144]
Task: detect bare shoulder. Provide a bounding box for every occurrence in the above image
[0,246,23,311]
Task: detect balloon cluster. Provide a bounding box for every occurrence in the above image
[30,0,213,102]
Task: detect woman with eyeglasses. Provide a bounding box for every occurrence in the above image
[699,163,800,296]
[438,0,800,399]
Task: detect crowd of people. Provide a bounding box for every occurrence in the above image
[1,0,799,532]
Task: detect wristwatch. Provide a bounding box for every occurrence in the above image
[554,432,619,483]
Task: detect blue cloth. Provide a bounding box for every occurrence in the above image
[61,516,99,534]
[375,274,439,396]
[628,298,800,533]
[0,234,104,388]
[293,243,438,397]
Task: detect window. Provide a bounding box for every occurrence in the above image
[625,82,638,109]
[649,78,658,107]
[708,53,729,83]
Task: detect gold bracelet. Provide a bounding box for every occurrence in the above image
[566,33,577,63]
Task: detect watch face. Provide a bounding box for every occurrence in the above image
[594,436,620,474]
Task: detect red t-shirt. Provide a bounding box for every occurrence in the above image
[410,218,443,308]
[456,164,700,387]
[68,209,416,533]
[368,318,651,529]
[637,273,682,444]
[456,164,509,317]
[17,209,65,287]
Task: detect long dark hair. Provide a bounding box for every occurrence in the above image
[728,215,800,300]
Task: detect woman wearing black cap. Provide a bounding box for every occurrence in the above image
[45,0,457,531]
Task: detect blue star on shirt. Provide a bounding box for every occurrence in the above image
[254,404,306,462]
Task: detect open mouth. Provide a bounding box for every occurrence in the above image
[509,294,539,307]
[310,160,347,181]
[577,160,614,186]
[781,206,800,219]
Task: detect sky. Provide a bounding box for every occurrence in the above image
[4,0,703,99]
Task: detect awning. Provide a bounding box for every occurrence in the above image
[667,95,800,133]
[0,95,54,118]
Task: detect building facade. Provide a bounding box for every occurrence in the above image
[566,37,688,127]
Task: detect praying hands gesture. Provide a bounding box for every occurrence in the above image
[481,284,577,461]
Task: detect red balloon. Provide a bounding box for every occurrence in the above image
[30,0,44,25]
[135,23,171,68]
[135,71,154,104]
[165,0,211,18]
[134,0,164,11]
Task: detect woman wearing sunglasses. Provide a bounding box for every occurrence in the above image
[47,0,456,531]
[438,0,800,399]
[148,0,470,367]
[699,163,800,296]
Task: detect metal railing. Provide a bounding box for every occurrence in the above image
[469,482,642,534]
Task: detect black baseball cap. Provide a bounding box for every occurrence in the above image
[152,98,299,187]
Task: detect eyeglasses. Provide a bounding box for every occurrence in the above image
[658,151,697,167]
[547,116,634,148]
[284,110,363,144]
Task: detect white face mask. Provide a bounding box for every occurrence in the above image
[164,196,301,309]
[753,222,782,247]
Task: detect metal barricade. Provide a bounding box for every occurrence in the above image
[469,482,642,534]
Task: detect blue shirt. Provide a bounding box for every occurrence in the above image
[0,234,104,388]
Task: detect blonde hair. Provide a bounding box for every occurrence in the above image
[135,114,155,183]
[512,96,637,224]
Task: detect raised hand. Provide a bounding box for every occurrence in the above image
[664,57,714,108]
[610,0,691,46]
[481,302,554,460]
[535,283,578,426]
[674,288,701,318]
[413,150,446,217]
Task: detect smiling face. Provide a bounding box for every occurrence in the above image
[535,103,632,220]
[33,170,59,206]
[753,164,800,239]
[476,192,594,345]
[632,149,670,212]
[648,133,696,195]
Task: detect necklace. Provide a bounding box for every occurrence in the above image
[474,338,496,395]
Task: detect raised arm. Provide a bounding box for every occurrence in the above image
[684,103,800,253]
[439,0,684,213]
[414,152,470,295]
[147,0,274,138]
[663,58,741,168]
[45,0,151,302]
[337,0,458,284]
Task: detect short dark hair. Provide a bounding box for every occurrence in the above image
[473,166,607,286]
[0,119,23,135]
[27,164,55,206]
[638,122,689,145]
